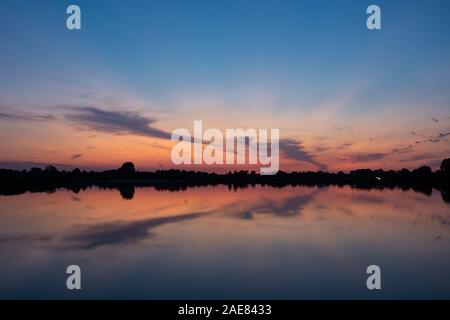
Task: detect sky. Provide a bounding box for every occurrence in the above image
[0,0,449,172]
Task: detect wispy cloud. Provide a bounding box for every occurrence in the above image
[314,146,331,153]
[0,112,27,120]
[0,109,56,121]
[336,142,353,150]
[391,145,414,155]
[70,153,82,160]
[0,234,53,244]
[64,106,170,139]
[399,153,439,163]
[347,152,388,162]
[279,139,327,170]
[410,129,450,145]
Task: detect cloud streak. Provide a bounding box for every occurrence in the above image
[399,153,439,163]
[0,110,56,121]
[347,152,388,162]
[64,106,170,139]
[70,153,82,160]
[279,139,327,170]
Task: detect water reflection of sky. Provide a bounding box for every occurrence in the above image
[0,185,449,299]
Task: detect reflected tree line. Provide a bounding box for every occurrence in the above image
[0,160,449,203]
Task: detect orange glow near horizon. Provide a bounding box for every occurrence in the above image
[0,103,448,172]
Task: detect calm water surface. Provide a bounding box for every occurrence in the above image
[0,185,449,299]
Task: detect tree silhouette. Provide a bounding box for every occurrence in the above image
[1,160,449,198]
[117,162,136,178]
[30,167,42,174]
[441,158,450,174]
[413,165,432,175]
[44,165,57,173]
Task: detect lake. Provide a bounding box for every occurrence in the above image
[0,185,449,299]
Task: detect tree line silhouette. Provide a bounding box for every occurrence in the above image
[0,159,449,202]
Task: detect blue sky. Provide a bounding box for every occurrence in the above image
[0,0,449,171]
